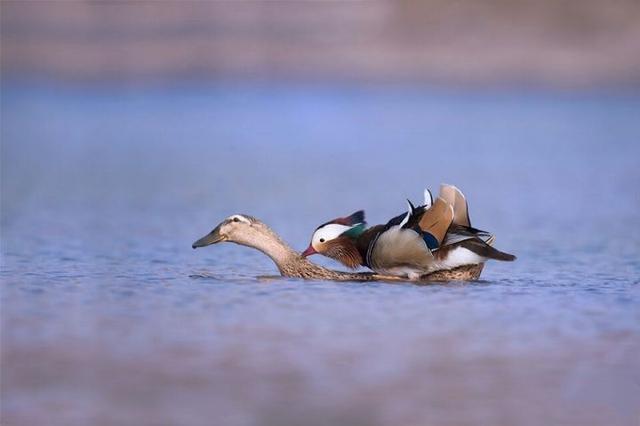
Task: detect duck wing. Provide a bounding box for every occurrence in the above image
[442,224,492,245]
[382,196,454,248]
[439,224,516,261]
[365,198,454,272]
[439,184,471,227]
[366,225,433,272]
[415,197,455,248]
[457,239,516,261]
[367,186,514,273]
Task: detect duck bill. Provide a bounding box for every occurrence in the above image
[301,244,317,257]
[192,226,226,249]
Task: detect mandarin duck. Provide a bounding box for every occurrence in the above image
[301,184,515,279]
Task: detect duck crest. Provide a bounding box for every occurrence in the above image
[317,210,365,230]
[314,210,367,242]
[341,222,366,238]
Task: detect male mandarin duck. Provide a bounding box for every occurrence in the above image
[301,184,515,279]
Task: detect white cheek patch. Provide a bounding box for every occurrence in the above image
[228,214,251,224]
[312,224,352,247]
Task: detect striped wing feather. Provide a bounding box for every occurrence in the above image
[417,197,454,246]
[440,184,471,227]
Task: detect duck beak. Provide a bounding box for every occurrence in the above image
[192,225,226,249]
[301,244,317,257]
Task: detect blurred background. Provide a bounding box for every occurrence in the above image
[2,1,640,86]
[1,2,639,426]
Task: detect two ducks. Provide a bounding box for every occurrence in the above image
[192,185,515,282]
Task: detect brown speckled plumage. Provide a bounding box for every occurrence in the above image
[278,256,483,282]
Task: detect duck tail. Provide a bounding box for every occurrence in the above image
[460,239,516,261]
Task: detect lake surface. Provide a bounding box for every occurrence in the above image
[1,83,639,425]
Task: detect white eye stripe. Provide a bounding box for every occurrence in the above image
[228,214,250,224]
[312,224,352,246]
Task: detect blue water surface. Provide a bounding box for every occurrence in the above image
[1,83,639,426]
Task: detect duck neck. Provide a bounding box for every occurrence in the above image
[241,231,300,273]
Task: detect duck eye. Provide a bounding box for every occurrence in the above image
[233,217,240,223]
[319,238,325,243]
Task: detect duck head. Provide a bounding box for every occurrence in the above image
[192,214,265,249]
[301,210,366,268]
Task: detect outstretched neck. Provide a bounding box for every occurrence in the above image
[236,230,300,274]
[232,222,374,280]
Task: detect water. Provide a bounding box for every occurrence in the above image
[1,83,639,426]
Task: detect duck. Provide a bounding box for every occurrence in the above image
[301,184,515,279]
[192,213,485,282]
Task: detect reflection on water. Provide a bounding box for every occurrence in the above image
[1,84,639,425]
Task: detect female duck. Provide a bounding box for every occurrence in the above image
[301,184,515,279]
